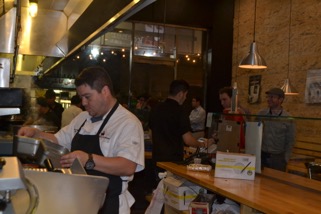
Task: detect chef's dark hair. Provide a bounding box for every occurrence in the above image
[169,79,189,96]
[75,66,115,96]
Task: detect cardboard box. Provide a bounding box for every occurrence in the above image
[163,176,203,210]
[189,194,215,214]
[215,151,256,180]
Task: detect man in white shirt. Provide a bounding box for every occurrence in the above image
[189,96,206,139]
[61,95,83,127]
[18,66,145,214]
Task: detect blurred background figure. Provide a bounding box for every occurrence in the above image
[189,96,206,139]
[61,95,83,128]
[136,94,151,111]
[134,94,151,130]
[45,89,64,125]
[29,97,61,129]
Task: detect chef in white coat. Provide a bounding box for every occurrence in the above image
[18,66,145,214]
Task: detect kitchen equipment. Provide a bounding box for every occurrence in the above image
[14,136,45,164]
[14,136,69,168]
[0,157,29,214]
[1,156,109,214]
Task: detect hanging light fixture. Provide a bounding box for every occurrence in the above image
[281,0,298,95]
[239,0,267,69]
[29,0,38,18]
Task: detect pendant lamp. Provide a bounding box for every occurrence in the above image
[281,0,298,95]
[239,0,267,69]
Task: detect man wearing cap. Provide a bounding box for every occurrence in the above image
[258,88,295,172]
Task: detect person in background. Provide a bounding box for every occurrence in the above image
[18,66,145,214]
[149,80,212,182]
[258,88,295,172]
[136,95,151,111]
[134,94,151,130]
[61,95,83,128]
[219,86,249,116]
[189,96,206,139]
[31,97,61,129]
[45,89,64,124]
[218,86,248,151]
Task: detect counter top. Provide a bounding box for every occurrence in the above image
[157,162,321,214]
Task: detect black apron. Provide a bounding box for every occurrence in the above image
[71,102,121,214]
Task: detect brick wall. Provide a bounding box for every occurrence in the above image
[233,0,321,116]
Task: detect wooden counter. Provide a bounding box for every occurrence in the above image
[157,162,321,214]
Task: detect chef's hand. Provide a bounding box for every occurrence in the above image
[17,127,40,137]
[60,150,88,168]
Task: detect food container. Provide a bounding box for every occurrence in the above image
[15,136,45,164]
[39,139,69,168]
[14,136,69,168]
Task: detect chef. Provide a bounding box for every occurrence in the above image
[18,66,145,214]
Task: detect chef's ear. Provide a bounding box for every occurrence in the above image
[101,85,111,96]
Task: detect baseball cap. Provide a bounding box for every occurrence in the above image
[265,88,285,98]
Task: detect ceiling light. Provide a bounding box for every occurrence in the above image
[281,0,298,95]
[239,0,267,69]
[29,0,38,18]
[281,79,298,95]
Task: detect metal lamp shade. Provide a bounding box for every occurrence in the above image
[239,42,267,69]
[281,78,298,95]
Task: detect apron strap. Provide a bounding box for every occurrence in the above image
[97,102,119,135]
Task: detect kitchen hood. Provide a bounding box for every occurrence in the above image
[0,0,156,75]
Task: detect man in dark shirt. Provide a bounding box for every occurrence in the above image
[45,89,64,125]
[34,97,61,129]
[149,80,208,162]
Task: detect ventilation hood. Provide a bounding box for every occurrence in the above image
[0,0,156,75]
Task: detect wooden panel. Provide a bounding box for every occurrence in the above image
[295,141,321,152]
[291,148,321,158]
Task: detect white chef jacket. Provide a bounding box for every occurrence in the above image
[55,104,145,214]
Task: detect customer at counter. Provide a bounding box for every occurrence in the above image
[218,86,248,151]
[18,66,145,214]
[149,80,211,169]
[258,88,295,172]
